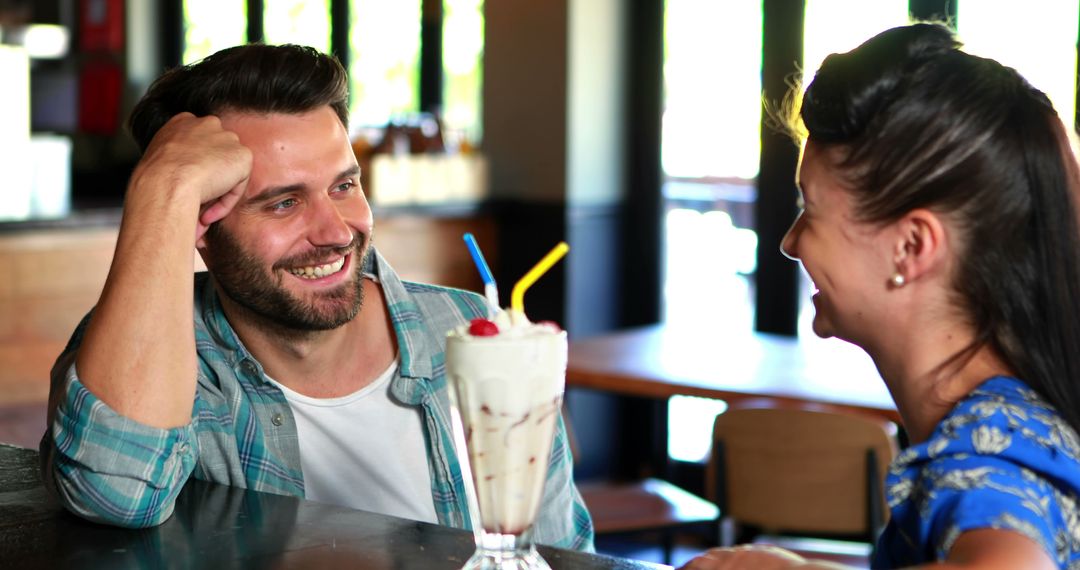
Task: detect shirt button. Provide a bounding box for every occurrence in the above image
[272,413,284,426]
[178,443,190,454]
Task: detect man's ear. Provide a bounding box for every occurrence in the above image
[892,208,948,284]
[196,228,211,260]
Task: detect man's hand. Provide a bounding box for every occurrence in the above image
[127,112,252,241]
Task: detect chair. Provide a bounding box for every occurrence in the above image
[565,408,720,565]
[706,399,899,566]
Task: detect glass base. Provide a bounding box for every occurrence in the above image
[461,530,551,570]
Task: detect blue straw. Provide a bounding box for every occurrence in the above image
[463,233,500,316]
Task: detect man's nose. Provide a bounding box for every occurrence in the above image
[307,195,353,247]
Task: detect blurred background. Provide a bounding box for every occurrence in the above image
[2,0,1079,562]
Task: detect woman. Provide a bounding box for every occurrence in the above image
[682,23,1080,569]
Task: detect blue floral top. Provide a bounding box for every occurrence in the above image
[872,376,1080,569]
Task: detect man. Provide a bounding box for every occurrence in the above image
[41,44,593,551]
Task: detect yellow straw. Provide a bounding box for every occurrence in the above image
[511,241,570,315]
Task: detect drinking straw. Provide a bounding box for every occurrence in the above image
[463,233,499,316]
[511,241,570,316]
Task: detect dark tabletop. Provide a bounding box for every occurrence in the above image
[0,444,668,569]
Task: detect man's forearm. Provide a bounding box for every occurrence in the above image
[75,182,202,429]
[72,113,251,429]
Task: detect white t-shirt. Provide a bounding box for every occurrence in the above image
[266,359,438,523]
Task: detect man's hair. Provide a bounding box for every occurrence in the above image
[128,44,349,153]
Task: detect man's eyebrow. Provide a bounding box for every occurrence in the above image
[249,183,304,204]
[338,165,361,180]
[248,165,361,204]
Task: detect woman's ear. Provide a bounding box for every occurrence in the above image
[892,208,948,284]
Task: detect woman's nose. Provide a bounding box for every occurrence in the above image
[780,215,802,261]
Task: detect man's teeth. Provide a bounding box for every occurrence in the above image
[288,257,346,279]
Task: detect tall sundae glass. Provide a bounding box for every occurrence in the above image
[447,312,566,569]
[448,238,570,569]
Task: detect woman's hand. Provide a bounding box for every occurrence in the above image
[679,544,807,570]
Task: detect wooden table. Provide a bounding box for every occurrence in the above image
[567,324,899,424]
[0,444,668,569]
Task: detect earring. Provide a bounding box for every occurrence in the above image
[890,272,906,288]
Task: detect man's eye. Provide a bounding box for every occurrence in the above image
[271,198,298,211]
[334,181,355,193]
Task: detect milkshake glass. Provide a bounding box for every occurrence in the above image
[446,314,567,570]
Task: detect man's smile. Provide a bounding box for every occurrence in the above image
[286,254,348,280]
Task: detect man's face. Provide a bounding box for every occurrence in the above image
[200,106,373,332]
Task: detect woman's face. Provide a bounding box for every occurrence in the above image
[781,141,895,345]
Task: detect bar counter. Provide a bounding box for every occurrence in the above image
[0,444,667,569]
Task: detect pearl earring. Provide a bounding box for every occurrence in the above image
[890,272,906,287]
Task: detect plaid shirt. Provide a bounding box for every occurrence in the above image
[41,249,594,552]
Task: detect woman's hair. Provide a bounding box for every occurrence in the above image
[128,43,349,153]
[791,22,1080,433]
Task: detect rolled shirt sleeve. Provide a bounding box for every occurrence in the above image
[42,362,198,528]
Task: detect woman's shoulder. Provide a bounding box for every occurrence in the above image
[885,376,1080,566]
[893,375,1080,491]
[947,376,1080,461]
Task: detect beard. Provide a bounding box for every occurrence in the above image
[203,223,370,334]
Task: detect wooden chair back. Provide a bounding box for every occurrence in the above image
[706,399,898,540]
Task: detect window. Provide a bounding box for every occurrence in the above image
[661,0,761,335]
[263,0,331,53]
[662,0,763,462]
[664,1,910,463]
[182,0,246,64]
[801,0,909,83]
[180,1,479,136]
[442,0,484,146]
[956,0,1078,126]
[348,0,422,128]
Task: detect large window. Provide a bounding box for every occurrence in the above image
[180,0,483,137]
[661,0,761,334]
[802,0,909,83]
[664,0,911,463]
[957,0,1078,126]
[263,0,331,53]
[348,0,422,128]
[442,0,484,146]
[662,0,765,462]
[182,0,246,64]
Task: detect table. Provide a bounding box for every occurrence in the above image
[567,324,899,424]
[0,444,668,569]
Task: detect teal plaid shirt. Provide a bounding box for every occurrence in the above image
[41,249,594,552]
